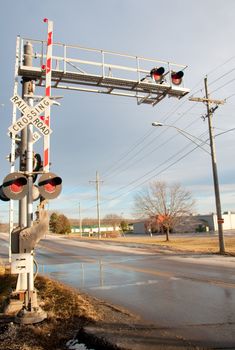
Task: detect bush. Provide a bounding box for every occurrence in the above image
[49,213,71,234]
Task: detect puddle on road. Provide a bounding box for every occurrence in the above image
[38,260,140,290]
[38,259,235,331]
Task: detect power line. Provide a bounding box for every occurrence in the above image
[101,137,209,206]
[104,130,209,199]
[101,86,202,179]
[210,77,235,94]
[103,116,203,182]
[102,104,200,181]
[208,67,235,86]
[77,127,234,215]
[207,56,235,76]
[189,56,235,98]
[101,127,155,176]
[226,93,235,100]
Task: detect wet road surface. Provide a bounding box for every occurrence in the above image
[1,232,235,348]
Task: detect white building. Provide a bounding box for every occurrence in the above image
[197,212,235,231]
[71,225,120,234]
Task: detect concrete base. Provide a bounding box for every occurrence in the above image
[3,299,24,315]
[15,307,47,324]
[3,289,47,325]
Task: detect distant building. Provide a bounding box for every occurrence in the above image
[133,211,235,234]
[71,224,120,234]
[196,211,235,231]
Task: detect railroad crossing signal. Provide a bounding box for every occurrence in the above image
[171,71,184,85]
[0,171,62,202]
[150,67,165,83]
[8,94,53,136]
[38,172,62,199]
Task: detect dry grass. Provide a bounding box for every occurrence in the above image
[119,236,235,254]
[35,275,103,322]
[0,269,137,350]
[0,271,102,350]
[72,234,235,254]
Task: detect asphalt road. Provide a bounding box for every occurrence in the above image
[1,232,235,348]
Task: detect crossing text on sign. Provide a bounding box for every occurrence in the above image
[9,94,53,136]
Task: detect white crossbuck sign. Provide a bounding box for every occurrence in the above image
[9,94,53,136]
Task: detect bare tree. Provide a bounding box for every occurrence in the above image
[102,214,122,231]
[134,181,195,241]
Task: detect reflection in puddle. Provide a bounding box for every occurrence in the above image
[39,260,106,289]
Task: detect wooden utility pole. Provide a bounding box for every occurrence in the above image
[189,77,225,254]
[79,202,82,236]
[89,171,103,239]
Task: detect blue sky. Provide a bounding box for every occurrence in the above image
[1,0,235,222]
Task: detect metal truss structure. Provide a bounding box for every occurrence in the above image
[17,37,190,106]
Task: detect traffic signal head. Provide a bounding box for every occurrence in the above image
[38,172,62,199]
[150,67,165,83]
[0,172,28,200]
[171,70,184,85]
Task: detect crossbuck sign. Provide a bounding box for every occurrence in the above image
[9,94,53,136]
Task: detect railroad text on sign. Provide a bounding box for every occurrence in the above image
[9,94,53,136]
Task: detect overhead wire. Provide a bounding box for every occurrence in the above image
[100,79,205,179]
[80,55,235,214]
[100,57,235,181]
[103,110,203,181]
[210,77,235,95]
[99,132,209,206]
[102,103,200,180]
[81,131,207,214]
[100,123,235,209]
[98,71,235,208]
[101,127,155,176]
[208,67,235,86]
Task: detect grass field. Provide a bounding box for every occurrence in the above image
[119,236,235,254]
[71,234,235,255]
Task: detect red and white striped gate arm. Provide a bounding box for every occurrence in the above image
[43,18,53,172]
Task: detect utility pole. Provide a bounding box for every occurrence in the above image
[189,77,226,254]
[89,171,103,239]
[79,202,82,237]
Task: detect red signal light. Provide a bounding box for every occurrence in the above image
[38,172,62,199]
[44,180,57,193]
[10,179,26,193]
[0,172,28,200]
[150,67,165,83]
[171,71,184,85]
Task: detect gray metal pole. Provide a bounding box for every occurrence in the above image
[27,94,34,293]
[204,77,225,254]
[17,42,33,292]
[20,42,33,228]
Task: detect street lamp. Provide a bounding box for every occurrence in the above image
[152,122,211,154]
[152,121,225,254]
